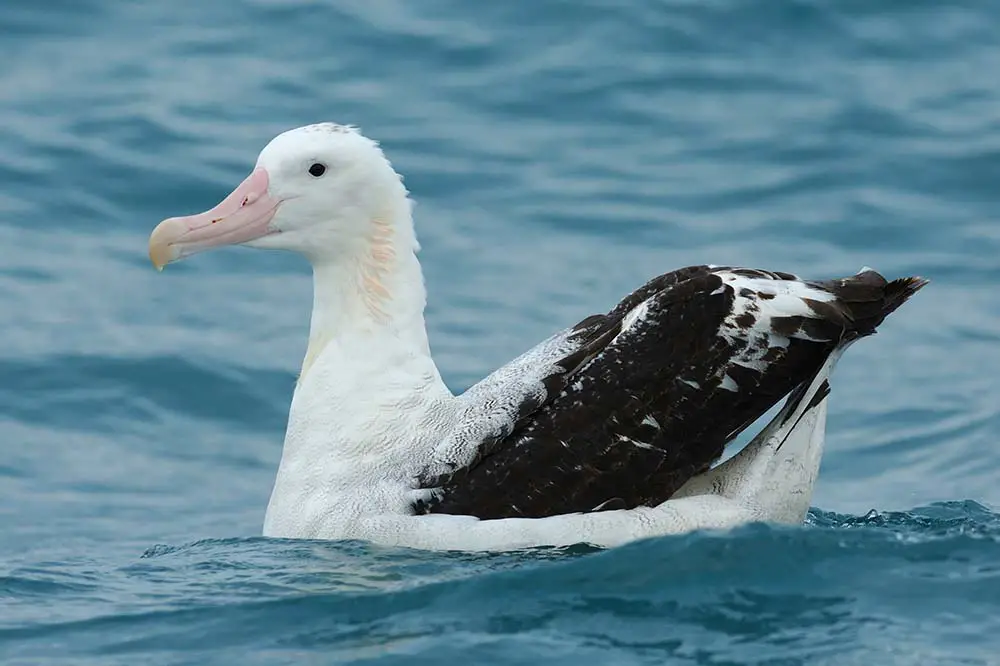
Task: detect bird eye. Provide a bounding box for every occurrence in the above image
[308,163,327,177]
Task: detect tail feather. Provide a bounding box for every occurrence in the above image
[882,275,930,318]
[811,270,928,338]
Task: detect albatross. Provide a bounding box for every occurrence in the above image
[148,123,926,551]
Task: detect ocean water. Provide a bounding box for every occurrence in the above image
[1,0,999,663]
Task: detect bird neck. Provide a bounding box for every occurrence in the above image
[263,211,456,538]
[300,210,432,382]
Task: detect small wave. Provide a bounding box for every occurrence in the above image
[0,574,98,598]
[5,504,999,663]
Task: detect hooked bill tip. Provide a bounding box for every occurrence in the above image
[148,218,179,271]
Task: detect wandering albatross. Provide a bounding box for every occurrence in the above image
[148,123,926,551]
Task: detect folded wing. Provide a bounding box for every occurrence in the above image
[414,265,925,519]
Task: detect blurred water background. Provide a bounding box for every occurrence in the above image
[1,1,999,664]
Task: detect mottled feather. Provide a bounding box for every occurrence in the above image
[414,265,926,519]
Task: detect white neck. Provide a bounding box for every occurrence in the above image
[301,241,431,380]
[263,205,457,538]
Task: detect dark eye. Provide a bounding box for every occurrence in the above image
[308,163,327,177]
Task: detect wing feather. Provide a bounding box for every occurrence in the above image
[414,266,925,519]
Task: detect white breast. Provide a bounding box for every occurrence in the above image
[262,330,457,538]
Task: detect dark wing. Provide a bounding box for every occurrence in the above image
[415,265,926,520]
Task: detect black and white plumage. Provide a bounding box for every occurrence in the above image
[414,265,926,519]
[149,123,927,551]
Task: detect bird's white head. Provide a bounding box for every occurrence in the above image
[149,123,415,269]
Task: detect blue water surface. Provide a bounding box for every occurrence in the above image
[2,1,999,664]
